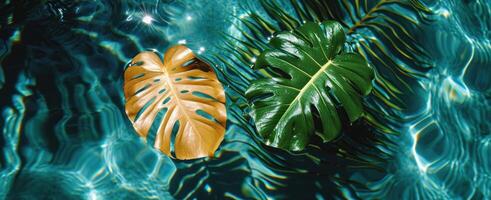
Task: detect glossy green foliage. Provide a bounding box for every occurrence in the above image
[214,0,433,171]
[246,21,374,151]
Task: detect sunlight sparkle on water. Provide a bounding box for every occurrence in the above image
[198,47,205,54]
[142,15,154,25]
[437,8,451,18]
[88,190,99,200]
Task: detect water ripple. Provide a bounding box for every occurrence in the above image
[0,0,490,199]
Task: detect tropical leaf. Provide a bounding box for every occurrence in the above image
[208,0,432,198]
[212,0,432,170]
[246,21,374,151]
[124,45,227,160]
[216,0,434,138]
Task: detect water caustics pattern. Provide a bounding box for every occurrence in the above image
[0,0,490,199]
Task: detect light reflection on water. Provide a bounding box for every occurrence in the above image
[0,0,490,199]
[365,0,490,198]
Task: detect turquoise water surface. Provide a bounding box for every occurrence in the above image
[1,0,490,199]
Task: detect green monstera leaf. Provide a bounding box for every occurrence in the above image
[246,21,374,151]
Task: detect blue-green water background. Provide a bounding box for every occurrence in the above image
[0,0,490,199]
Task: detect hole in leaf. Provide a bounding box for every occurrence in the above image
[170,120,180,157]
[158,88,166,94]
[182,59,196,67]
[134,83,151,96]
[196,109,219,124]
[131,73,145,80]
[188,76,205,80]
[192,91,217,101]
[147,108,168,146]
[134,96,156,121]
[153,79,160,82]
[162,97,171,104]
[175,78,182,81]
[181,90,189,94]
[131,61,144,66]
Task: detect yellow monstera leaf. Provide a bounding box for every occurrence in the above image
[124,45,227,160]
